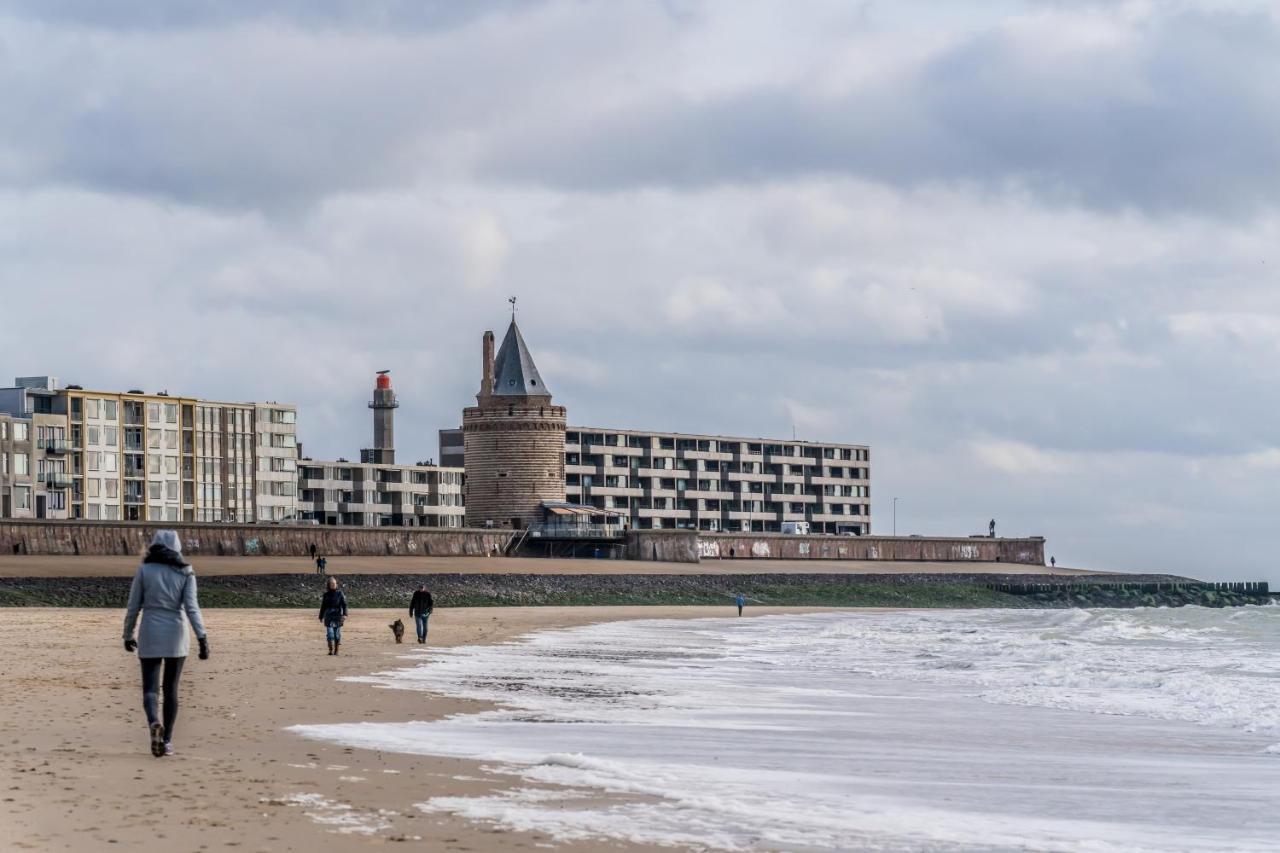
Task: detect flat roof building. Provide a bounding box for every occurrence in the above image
[440,426,871,534]
[0,376,298,523]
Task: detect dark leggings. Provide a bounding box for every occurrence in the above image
[140,657,185,742]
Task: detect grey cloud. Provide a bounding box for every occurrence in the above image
[0,1,530,32]
[485,10,1280,215]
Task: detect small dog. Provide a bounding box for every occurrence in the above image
[389,619,405,644]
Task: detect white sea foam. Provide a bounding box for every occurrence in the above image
[293,607,1280,851]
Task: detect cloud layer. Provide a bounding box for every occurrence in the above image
[2,0,1278,580]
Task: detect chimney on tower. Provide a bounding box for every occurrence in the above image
[480,330,496,400]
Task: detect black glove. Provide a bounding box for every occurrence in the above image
[198,637,210,660]
[124,638,137,653]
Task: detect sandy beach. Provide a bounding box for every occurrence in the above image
[1,605,836,851]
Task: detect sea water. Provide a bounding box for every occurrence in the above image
[292,607,1280,851]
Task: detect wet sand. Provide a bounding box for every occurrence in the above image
[1,605,837,851]
[0,553,1095,577]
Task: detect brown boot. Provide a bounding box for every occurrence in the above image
[333,641,340,656]
[327,640,334,655]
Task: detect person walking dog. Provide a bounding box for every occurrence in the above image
[319,576,348,655]
[409,584,434,644]
[122,530,209,758]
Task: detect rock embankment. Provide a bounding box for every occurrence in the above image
[0,572,1269,609]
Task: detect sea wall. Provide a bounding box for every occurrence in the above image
[0,520,1047,565]
[694,533,1046,565]
[0,520,511,558]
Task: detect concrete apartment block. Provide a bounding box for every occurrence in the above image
[295,460,464,527]
[566,428,870,534]
[0,377,297,524]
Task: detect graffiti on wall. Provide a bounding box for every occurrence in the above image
[697,539,721,558]
[751,541,771,558]
[244,537,260,555]
[952,544,981,560]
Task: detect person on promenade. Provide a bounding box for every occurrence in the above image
[315,554,327,575]
[409,584,435,644]
[1050,556,1057,568]
[122,530,209,758]
[736,593,746,617]
[319,576,348,655]
[309,542,317,561]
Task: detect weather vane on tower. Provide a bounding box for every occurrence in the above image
[509,295,518,320]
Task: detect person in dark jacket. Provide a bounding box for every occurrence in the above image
[319,576,348,655]
[123,530,209,757]
[409,584,434,644]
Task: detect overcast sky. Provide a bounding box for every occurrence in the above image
[2,0,1278,581]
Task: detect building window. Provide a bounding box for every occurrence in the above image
[104,400,118,421]
[14,486,30,510]
[86,398,100,419]
[147,404,160,424]
[164,404,178,424]
[14,453,29,475]
[13,423,29,441]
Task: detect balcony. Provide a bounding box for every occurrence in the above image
[43,471,74,489]
[41,439,70,455]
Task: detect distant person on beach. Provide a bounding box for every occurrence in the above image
[122,530,209,758]
[736,593,746,616]
[1050,556,1056,568]
[409,584,435,644]
[309,543,317,561]
[319,576,348,656]
[315,555,327,575]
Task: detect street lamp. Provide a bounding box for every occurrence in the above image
[893,496,898,536]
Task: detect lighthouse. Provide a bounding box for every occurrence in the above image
[361,370,399,465]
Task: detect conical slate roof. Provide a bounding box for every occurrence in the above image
[492,320,550,398]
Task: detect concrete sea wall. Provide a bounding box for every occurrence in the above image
[627,530,1046,566]
[699,532,1046,564]
[0,520,1046,565]
[0,520,511,558]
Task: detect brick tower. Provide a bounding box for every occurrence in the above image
[462,319,567,529]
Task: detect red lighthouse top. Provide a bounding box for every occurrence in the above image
[376,371,391,390]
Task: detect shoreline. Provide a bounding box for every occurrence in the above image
[1,605,839,852]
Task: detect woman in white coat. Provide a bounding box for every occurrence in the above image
[123,530,209,757]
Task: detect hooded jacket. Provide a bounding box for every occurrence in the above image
[123,530,208,659]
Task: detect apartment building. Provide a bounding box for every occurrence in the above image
[0,377,298,523]
[295,460,464,527]
[0,405,72,520]
[439,426,871,534]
